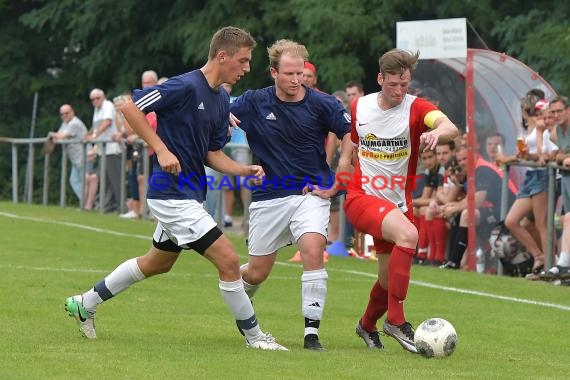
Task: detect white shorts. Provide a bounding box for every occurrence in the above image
[147,199,217,248]
[248,194,330,256]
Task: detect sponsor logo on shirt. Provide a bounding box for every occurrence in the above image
[359,133,409,161]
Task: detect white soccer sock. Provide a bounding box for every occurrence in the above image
[301,269,328,336]
[82,258,146,313]
[558,252,570,267]
[81,289,102,314]
[219,279,262,341]
[240,263,260,299]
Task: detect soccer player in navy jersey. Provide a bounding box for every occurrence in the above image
[230,39,353,350]
[64,26,287,351]
[346,49,458,352]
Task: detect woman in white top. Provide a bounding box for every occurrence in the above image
[500,97,558,275]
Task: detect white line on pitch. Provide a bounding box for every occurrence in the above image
[2,210,570,312]
[0,211,149,240]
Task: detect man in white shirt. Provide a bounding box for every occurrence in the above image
[85,88,122,213]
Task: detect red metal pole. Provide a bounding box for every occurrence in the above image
[466,49,476,271]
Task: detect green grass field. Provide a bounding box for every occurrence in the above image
[1,202,568,379]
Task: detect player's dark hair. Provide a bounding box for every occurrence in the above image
[209,26,256,60]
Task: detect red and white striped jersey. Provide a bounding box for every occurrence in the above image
[349,92,437,212]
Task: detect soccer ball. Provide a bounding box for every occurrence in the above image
[414,318,457,358]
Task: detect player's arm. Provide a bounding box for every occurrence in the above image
[327,97,353,176]
[325,132,339,166]
[311,132,354,198]
[121,100,180,174]
[313,95,355,198]
[420,112,459,151]
[205,150,263,179]
[336,132,354,175]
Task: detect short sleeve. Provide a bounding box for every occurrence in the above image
[133,77,186,114]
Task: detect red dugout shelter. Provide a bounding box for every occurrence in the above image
[412,48,557,270]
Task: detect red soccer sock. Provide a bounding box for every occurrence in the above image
[387,245,415,326]
[417,215,428,259]
[426,217,438,261]
[360,280,388,332]
[433,217,449,262]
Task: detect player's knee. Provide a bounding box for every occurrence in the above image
[394,228,418,248]
[301,249,326,268]
[216,252,241,278]
[245,264,271,285]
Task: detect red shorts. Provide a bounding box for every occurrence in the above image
[344,193,415,254]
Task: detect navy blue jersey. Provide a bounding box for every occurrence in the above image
[230,86,350,201]
[424,164,441,189]
[132,70,229,201]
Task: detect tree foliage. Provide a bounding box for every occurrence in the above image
[492,6,570,93]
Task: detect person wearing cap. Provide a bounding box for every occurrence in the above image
[302,61,320,91]
[499,96,559,277]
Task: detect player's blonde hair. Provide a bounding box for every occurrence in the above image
[208,26,257,60]
[267,39,309,71]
